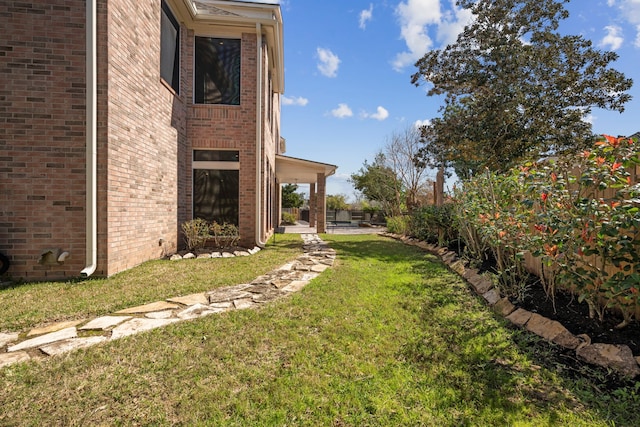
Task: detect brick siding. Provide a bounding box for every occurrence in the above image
[0,1,88,279]
[103,0,186,274]
[1,0,277,280]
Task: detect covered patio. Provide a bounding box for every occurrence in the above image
[275,154,337,233]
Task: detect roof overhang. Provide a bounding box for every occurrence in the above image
[276,154,337,184]
[169,0,284,93]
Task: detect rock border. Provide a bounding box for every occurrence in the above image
[0,235,335,369]
[167,246,262,261]
[383,233,640,379]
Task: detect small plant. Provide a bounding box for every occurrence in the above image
[210,221,240,249]
[281,212,297,225]
[386,215,411,235]
[409,203,457,247]
[181,218,210,251]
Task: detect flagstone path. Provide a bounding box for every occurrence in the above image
[0,234,335,369]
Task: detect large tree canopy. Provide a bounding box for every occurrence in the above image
[412,0,632,176]
[326,194,349,211]
[281,184,305,209]
[350,153,403,217]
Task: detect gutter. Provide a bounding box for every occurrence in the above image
[255,22,266,248]
[81,0,97,277]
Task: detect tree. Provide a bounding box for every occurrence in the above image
[281,184,304,208]
[385,126,432,211]
[411,0,632,175]
[350,153,403,216]
[326,194,349,211]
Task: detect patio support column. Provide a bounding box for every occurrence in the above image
[316,173,326,233]
[277,181,282,226]
[309,183,316,227]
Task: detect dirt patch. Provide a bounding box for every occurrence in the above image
[518,283,640,355]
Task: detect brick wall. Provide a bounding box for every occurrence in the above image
[1,0,278,280]
[186,32,260,248]
[103,0,187,274]
[0,1,87,280]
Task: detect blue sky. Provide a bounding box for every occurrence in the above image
[264,0,640,201]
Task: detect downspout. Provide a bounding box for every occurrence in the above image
[81,0,97,277]
[255,23,266,247]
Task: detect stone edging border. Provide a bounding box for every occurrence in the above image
[382,233,640,379]
[0,234,335,370]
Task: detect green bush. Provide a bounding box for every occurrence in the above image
[450,134,640,325]
[281,212,297,225]
[409,204,457,247]
[386,215,411,235]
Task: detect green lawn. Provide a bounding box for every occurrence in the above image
[1,234,638,425]
[0,234,303,332]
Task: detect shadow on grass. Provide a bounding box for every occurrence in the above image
[326,233,640,425]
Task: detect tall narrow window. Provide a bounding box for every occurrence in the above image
[192,150,240,226]
[195,37,241,105]
[160,0,180,93]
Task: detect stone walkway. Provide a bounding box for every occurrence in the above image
[0,234,335,369]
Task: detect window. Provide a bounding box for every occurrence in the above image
[193,150,240,226]
[195,37,241,105]
[160,0,180,93]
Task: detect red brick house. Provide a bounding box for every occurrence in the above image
[1,0,335,281]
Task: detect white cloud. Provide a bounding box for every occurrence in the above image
[610,0,640,46]
[392,0,473,71]
[282,95,309,106]
[359,4,374,30]
[618,0,640,23]
[316,47,341,78]
[331,103,353,118]
[600,25,624,50]
[362,106,389,121]
[414,119,432,128]
[437,4,473,46]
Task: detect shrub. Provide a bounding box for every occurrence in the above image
[409,203,457,247]
[181,218,210,251]
[451,133,640,325]
[210,221,240,249]
[281,212,297,225]
[386,215,411,235]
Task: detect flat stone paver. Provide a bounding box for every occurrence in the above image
[27,320,84,337]
[206,288,252,303]
[0,351,30,368]
[8,327,77,352]
[281,280,309,293]
[233,298,255,310]
[110,318,180,340]
[177,304,224,320]
[1,234,334,370]
[209,302,233,309]
[80,316,132,331]
[0,332,19,348]
[145,311,175,319]
[40,336,108,356]
[167,293,209,306]
[116,301,180,314]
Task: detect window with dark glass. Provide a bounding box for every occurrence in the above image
[195,37,241,105]
[192,150,240,226]
[160,0,180,93]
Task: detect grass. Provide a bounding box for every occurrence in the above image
[0,234,304,332]
[1,234,639,425]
